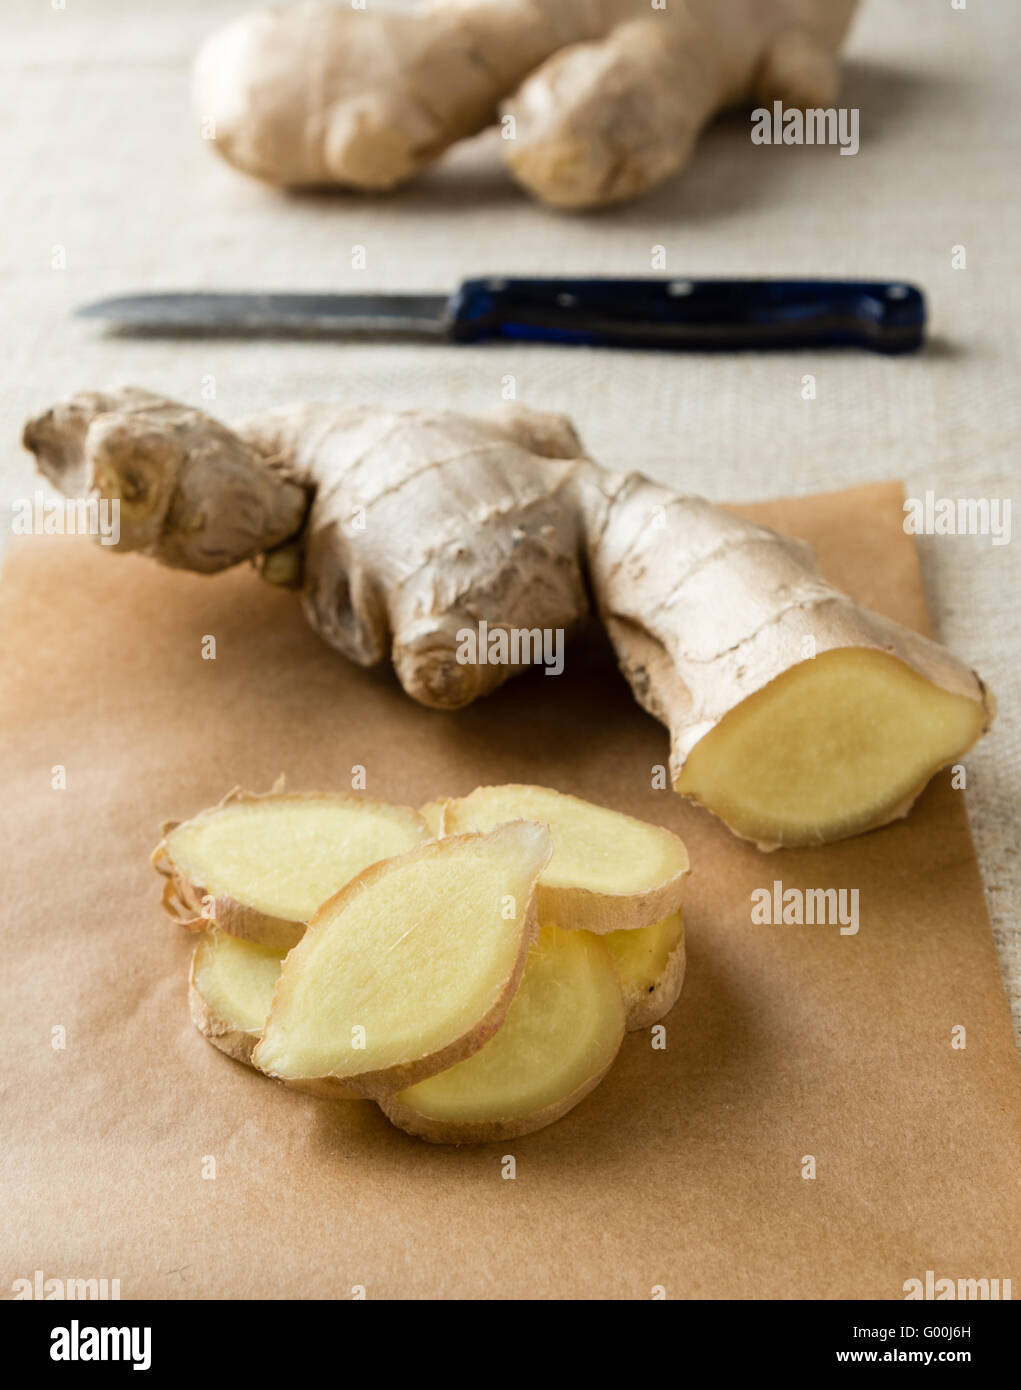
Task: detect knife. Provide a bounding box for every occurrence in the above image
[75,277,926,353]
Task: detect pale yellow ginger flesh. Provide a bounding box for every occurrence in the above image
[253,823,551,1094]
[192,929,285,1037]
[382,924,625,1143]
[603,911,685,1031]
[159,792,429,947]
[442,784,689,933]
[189,930,360,1097]
[675,649,986,849]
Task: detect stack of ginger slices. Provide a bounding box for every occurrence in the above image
[154,783,690,1143]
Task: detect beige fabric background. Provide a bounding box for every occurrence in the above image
[2,0,1017,1042]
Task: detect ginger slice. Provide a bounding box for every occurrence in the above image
[381,924,625,1144]
[188,929,360,1099]
[253,823,552,1096]
[153,789,430,950]
[602,911,685,1032]
[674,648,987,849]
[441,784,689,933]
[189,929,286,1066]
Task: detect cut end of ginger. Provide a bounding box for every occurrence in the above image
[159,790,430,943]
[675,647,988,848]
[442,784,689,933]
[252,821,552,1093]
[381,923,626,1143]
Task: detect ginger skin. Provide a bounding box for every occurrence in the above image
[23,388,994,849]
[24,390,590,712]
[22,389,308,575]
[193,0,860,210]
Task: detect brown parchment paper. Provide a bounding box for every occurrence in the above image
[2,480,1018,1301]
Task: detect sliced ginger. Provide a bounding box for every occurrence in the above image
[189,929,360,1099]
[381,924,625,1144]
[253,823,552,1096]
[441,784,689,933]
[675,648,987,849]
[192,918,631,1141]
[154,789,430,949]
[165,782,686,1140]
[603,912,685,1032]
[189,929,286,1066]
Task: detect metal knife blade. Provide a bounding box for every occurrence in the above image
[75,291,451,337]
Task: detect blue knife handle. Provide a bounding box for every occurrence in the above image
[447,277,926,353]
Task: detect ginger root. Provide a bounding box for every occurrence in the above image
[583,475,996,847]
[193,0,860,210]
[25,389,994,850]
